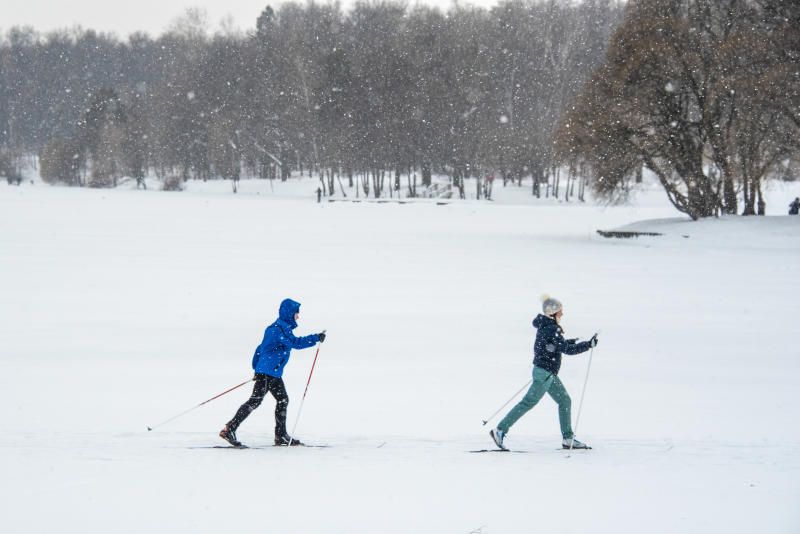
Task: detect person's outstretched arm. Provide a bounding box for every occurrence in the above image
[560,332,596,355]
[281,328,322,350]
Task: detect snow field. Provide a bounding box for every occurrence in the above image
[1,178,799,533]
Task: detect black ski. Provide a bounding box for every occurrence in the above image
[275,444,330,448]
[190,444,330,450]
[469,448,529,453]
[188,445,252,449]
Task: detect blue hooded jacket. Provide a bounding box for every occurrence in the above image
[532,314,592,375]
[252,299,320,377]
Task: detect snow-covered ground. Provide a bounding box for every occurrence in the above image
[1,176,799,533]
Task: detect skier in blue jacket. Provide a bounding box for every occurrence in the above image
[220,298,325,447]
[491,296,597,450]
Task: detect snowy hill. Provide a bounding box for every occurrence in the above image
[1,178,799,533]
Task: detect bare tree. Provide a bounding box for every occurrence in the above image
[556,0,800,219]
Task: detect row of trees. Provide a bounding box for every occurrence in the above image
[556,0,800,218]
[0,1,623,194]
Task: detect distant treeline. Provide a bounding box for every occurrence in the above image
[0,0,623,195]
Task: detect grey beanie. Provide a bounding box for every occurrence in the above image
[541,295,563,316]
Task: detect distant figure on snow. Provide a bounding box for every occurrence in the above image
[490,296,597,450]
[484,170,495,200]
[789,197,800,215]
[219,298,326,447]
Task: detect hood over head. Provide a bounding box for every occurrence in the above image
[278,298,301,328]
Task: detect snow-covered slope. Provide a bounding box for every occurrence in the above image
[1,178,798,533]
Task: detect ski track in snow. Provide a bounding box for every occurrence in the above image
[1,177,799,533]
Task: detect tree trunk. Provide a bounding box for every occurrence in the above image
[742,177,756,215]
[421,162,431,186]
[553,167,560,199]
[685,174,719,220]
[570,167,578,198]
[722,174,737,215]
[407,173,417,197]
[531,162,542,198]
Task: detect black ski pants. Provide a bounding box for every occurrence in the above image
[227,373,289,438]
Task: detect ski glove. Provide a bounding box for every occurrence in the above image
[590,334,599,347]
[318,332,326,343]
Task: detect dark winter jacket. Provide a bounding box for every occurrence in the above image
[789,199,800,215]
[252,299,320,377]
[532,314,592,375]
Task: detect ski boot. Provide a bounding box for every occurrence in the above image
[562,437,591,449]
[274,435,305,447]
[490,428,507,450]
[219,425,244,447]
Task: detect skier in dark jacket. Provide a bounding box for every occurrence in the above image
[491,296,597,450]
[789,197,800,215]
[220,298,325,447]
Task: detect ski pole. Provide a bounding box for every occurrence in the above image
[570,341,596,451]
[147,377,254,431]
[482,379,533,426]
[288,343,323,445]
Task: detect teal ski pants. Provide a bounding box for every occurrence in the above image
[497,366,573,439]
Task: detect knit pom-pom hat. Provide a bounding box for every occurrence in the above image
[541,294,563,316]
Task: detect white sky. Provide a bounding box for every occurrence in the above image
[0,0,500,38]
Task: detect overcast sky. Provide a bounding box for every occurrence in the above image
[0,0,500,38]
